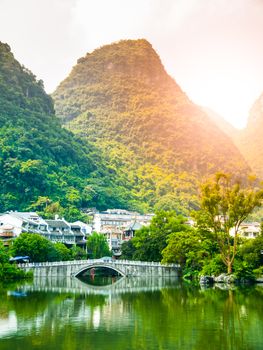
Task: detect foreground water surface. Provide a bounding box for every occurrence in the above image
[0,276,263,350]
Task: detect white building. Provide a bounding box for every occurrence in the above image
[236,222,261,239]
[92,209,154,256]
[72,221,92,236]
[0,212,46,241]
[93,209,154,233]
[45,219,86,245]
[0,212,91,246]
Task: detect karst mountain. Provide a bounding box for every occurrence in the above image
[0,41,129,215]
[236,94,263,178]
[53,39,249,213]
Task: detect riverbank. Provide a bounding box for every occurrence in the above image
[200,273,263,285]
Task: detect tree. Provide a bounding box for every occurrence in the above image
[196,173,263,274]
[0,241,9,264]
[71,245,87,260]
[11,233,59,262]
[65,187,81,206]
[239,233,263,270]
[0,241,30,281]
[28,196,52,211]
[86,232,110,259]
[42,202,64,219]
[53,243,72,261]
[132,211,190,262]
[162,229,209,276]
[121,240,136,260]
[133,229,164,262]
[62,206,89,223]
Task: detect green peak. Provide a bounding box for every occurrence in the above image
[94,38,154,53]
[0,41,11,53]
[61,38,167,92]
[0,41,128,214]
[0,42,54,115]
[83,38,155,59]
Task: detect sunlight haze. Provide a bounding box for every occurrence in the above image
[1,0,263,128]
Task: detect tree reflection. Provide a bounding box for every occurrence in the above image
[0,281,262,349]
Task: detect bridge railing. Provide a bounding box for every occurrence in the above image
[18,259,180,268]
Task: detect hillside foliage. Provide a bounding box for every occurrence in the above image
[236,93,263,178]
[53,39,249,213]
[0,42,135,216]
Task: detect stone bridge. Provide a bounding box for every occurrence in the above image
[19,259,181,278]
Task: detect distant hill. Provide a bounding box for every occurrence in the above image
[202,107,238,140]
[53,39,250,214]
[0,42,130,214]
[202,105,263,180]
[236,93,263,178]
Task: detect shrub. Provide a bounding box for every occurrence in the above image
[0,263,32,281]
[201,254,226,276]
[253,266,263,278]
[233,260,256,282]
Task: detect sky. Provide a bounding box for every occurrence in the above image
[1,0,263,129]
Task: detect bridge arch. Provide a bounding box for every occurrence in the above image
[73,263,126,277]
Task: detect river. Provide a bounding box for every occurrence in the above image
[0,276,262,350]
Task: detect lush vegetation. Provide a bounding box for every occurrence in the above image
[0,241,31,280]
[121,211,215,278]
[53,39,249,214]
[195,173,263,273]
[0,42,135,219]
[128,211,192,262]
[10,233,86,262]
[9,232,110,263]
[0,40,253,216]
[122,202,263,281]
[86,232,111,258]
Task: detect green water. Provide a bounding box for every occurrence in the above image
[0,277,263,350]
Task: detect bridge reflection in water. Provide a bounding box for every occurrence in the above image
[17,275,180,297]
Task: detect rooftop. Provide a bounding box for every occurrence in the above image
[45,220,70,229]
[125,221,143,231]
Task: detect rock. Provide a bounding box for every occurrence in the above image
[214,273,236,284]
[199,276,214,285]
[214,274,227,283]
[225,274,236,284]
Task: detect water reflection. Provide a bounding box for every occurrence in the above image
[13,275,178,297]
[78,274,122,286]
[0,311,17,338]
[77,266,123,286]
[0,279,262,350]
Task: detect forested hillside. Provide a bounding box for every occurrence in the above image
[0,42,132,215]
[235,93,263,178]
[53,39,249,214]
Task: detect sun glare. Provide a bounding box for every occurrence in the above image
[183,73,258,129]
